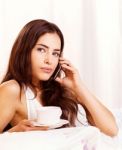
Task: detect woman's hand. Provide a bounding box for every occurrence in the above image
[8,119,49,132]
[55,57,82,91]
[55,58,118,137]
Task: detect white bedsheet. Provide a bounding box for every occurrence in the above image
[0,108,122,150]
[0,126,121,150]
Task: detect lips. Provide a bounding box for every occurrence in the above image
[41,67,53,73]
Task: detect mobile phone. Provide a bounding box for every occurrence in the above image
[53,65,62,79]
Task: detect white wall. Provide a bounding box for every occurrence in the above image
[0,0,122,108]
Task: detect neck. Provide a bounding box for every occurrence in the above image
[32,78,42,89]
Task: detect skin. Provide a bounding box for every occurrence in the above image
[31,33,61,86]
[0,33,118,136]
[0,33,61,132]
[56,59,118,136]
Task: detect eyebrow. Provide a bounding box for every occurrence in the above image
[36,44,61,52]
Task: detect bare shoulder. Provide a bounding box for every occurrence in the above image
[0,80,21,100]
[0,80,22,132]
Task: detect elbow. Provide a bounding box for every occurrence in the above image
[99,120,119,137]
[109,126,119,137]
[104,125,119,137]
[109,119,119,137]
[103,117,119,137]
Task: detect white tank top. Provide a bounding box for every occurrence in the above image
[25,87,89,126]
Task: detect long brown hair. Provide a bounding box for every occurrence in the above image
[1,19,78,126]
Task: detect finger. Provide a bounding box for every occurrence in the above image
[61,64,78,76]
[22,120,34,127]
[59,57,69,61]
[31,126,49,131]
[61,63,74,72]
[23,126,33,131]
[55,77,63,84]
[59,57,65,60]
[22,125,49,131]
[59,60,74,68]
[59,59,71,65]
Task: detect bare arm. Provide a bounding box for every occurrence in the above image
[0,80,49,133]
[0,81,19,132]
[74,83,118,137]
[57,57,118,137]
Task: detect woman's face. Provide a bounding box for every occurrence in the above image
[31,33,61,84]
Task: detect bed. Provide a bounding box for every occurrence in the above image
[0,108,122,150]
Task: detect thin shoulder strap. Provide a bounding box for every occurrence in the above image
[24,86,37,120]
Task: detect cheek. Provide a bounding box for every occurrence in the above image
[53,59,59,68]
[31,52,43,66]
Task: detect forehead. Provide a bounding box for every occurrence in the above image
[36,33,61,49]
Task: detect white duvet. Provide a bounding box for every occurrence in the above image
[0,126,121,150]
[0,108,122,150]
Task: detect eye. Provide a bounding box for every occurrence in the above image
[53,52,60,57]
[37,48,46,53]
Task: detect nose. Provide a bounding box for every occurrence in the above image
[44,53,52,64]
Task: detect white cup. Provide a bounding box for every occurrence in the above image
[36,106,62,125]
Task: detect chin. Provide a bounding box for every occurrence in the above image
[41,78,50,81]
[39,76,52,81]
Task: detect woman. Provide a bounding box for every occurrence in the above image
[0,19,118,136]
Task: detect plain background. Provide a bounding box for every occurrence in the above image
[0,0,122,108]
